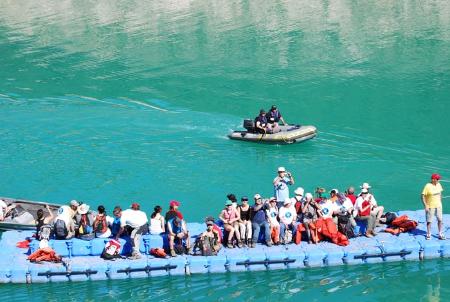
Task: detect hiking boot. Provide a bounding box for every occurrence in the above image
[250,241,256,248]
[266,240,272,247]
[439,233,446,240]
[227,243,234,249]
[237,240,244,248]
[370,230,377,236]
[170,249,176,257]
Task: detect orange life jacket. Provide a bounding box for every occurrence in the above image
[28,247,61,263]
[150,248,167,258]
[384,215,417,235]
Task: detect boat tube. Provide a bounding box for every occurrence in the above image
[228,120,317,144]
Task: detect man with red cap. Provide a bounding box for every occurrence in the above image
[115,202,148,259]
[422,173,445,240]
[165,200,184,221]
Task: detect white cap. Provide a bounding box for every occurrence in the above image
[254,193,261,199]
[330,189,339,194]
[305,193,313,199]
[70,200,80,207]
[294,187,304,196]
[78,204,90,214]
[278,167,286,172]
[360,182,371,189]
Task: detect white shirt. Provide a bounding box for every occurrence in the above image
[55,205,76,227]
[319,199,339,219]
[278,205,296,225]
[120,209,148,228]
[337,197,354,212]
[266,206,279,226]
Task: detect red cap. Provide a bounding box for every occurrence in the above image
[170,200,180,207]
[131,202,140,210]
[431,173,441,180]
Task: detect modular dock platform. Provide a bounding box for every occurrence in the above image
[0,210,449,283]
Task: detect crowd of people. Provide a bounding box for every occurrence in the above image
[31,170,444,259]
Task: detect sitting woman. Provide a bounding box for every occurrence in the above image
[93,205,111,238]
[266,197,280,245]
[238,196,252,246]
[36,204,55,240]
[219,200,241,248]
[149,206,165,235]
[75,204,95,240]
[301,193,322,244]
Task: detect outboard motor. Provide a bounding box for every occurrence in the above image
[243,119,255,132]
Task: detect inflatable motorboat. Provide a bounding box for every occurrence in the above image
[228,119,317,144]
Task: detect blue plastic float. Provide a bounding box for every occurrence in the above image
[0,209,449,283]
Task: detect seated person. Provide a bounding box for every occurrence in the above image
[254,109,269,134]
[237,197,252,246]
[167,217,190,257]
[219,200,241,248]
[53,200,79,239]
[93,205,111,238]
[192,219,221,256]
[345,186,357,205]
[359,182,384,225]
[115,203,149,259]
[75,204,95,239]
[205,216,223,242]
[250,194,271,247]
[318,189,340,220]
[278,199,297,244]
[355,188,377,237]
[301,193,322,244]
[149,205,165,235]
[165,200,183,221]
[266,105,287,132]
[35,204,55,240]
[266,197,280,245]
[109,206,122,238]
[335,193,356,227]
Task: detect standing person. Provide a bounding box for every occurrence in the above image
[273,167,295,208]
[115,203,149,260]
[93,205,111,238]
[165,200,183,221]
[278,199,297,244]
[219,200,242,248]
[0,199,8,221]
[250,194,272,248]
[238,196,252,246]
[266,197,280,245]
[422,173,445,240]
[149,206,165,235]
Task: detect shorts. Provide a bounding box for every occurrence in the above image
[426,207,443,223]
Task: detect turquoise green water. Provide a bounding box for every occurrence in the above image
[1,0,449,300]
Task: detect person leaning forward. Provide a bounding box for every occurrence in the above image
[422,173,445,240]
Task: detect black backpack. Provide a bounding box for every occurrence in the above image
[337,214,355,239]
[54,219,68,239]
